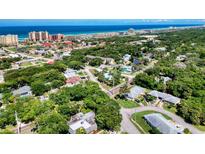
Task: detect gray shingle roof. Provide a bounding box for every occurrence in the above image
[127,86,145,99]
[144,113,181,134]
[148,90,180,104]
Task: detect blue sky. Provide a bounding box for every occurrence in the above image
[0,19,204,27]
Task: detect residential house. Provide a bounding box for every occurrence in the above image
[86,55,115,65]
[126,86,145,100]
[161,76,172,84]
[104,72,112,80]
[0,49,6,56]
[13,86,32,97]
[121,65,132,73]
[174,62,186,69]
[148,90,180,105]
[39,95,49,102]
[144,113,183,134]
[176,55,187,62]
[64,69,77,78]
[155,47,166,52]
[9,53,20,58]
[123,54,131,63]
[66,76,81,85]
[35,49,47,55]
[68,111,97,134]
[47,60,55,65]
[133,58,140,65]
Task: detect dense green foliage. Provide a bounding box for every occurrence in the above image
[134,29,205,126]
[35,111,69,134]
[50,81,122,131]
[0,57,21,70]
[96,68,122,87]
[0,62,66,95]
[88,58,103,67]
[0,81,122,133]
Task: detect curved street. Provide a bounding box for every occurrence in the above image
[120,106,203,134]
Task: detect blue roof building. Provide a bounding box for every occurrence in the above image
[133,58,140,65]
[103,72,112,80]
[121,65,132,73]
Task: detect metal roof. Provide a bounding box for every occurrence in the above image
[64,69,77,78]
[144,113,180,134]
[127,86,145,99]
[13,86,31,96]
[149,90,180,104]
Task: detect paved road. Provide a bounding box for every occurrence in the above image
[84,66,111,96]
[121,106,203,134]
[120,108,141,134]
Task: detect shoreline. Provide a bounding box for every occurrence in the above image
[12,24,205,41]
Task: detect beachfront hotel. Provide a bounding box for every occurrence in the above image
[0,35,18,46]
[29,31,49,42]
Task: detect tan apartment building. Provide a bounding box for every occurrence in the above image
[29,31,49,42]
[0,35,18,46]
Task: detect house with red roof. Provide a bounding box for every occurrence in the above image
[42,42,52,48]
[64,41,73,45]
[47,60,54,65]
[66,76,81,85]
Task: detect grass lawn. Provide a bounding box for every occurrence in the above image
[7,47,17,52]
[137,96,148,106]
[195,125,205,132]
[118,99,140,108]
[131,110,172,134]
[163,103,177,114]
[20,62,32,67]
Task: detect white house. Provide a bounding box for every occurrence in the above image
[123,54,131,62]
[64,69,77,78]
[68,111,97,134]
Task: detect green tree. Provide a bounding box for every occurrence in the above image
[89,58,103,67]
[68,61,83,70]
[76,127,87,134]
[35,111,68,134]
[96,103,122,131]
[31,81,51,96]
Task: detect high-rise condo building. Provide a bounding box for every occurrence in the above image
[49,34,64,41]
[0,35,18,46]
[29,31,49,42]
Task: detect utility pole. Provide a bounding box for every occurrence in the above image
[15,111,21,134]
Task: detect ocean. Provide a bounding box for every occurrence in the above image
[0,24,202,41]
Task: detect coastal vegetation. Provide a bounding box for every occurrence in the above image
[134,29,205,127]
[0,82,122,133]
[0,28,205,133]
